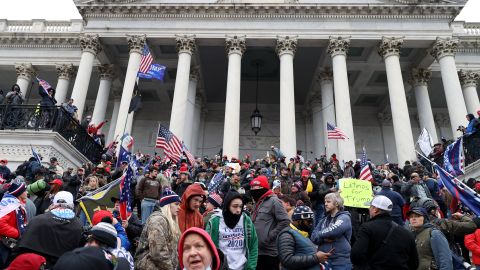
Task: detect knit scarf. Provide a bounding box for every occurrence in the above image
[252,189,274,221]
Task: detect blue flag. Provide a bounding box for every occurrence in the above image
[137,63,166,81]
[116,134,134,168]
[30,145,41,164]
[443,137,465,176]
[435,164,480,216]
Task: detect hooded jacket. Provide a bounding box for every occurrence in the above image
[178,183,205,233]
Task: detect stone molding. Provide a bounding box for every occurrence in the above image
[56,64,75,80]
[458,70,479,88]
[98,64,116,80]
[309,93,322,108]
[111,87,122,99]
[276,36,297,56]
[80,34,102,55]
[0,36,80,48]
[15,63,36,80]
[430,37,458,60]
[378,36,404,58]
[327,36,350,57]
[317,69,333,83]
[126,35,146,54]
[225,36,246,56]
[77,3,463,20]
[410,68,431,87]
[175,35,196,55]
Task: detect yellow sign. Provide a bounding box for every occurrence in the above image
[339,178,373,208]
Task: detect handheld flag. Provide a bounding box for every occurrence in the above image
[208,172,224,193]
[119,165,134,221]
[116,134,134,168]
[327,122,348,140]
[0,194,21,219]
[36,77,52,95]
[139,43,154,74]
[78,178,122,225]
[359,147,373,182]
[30,145,41,164]
[417,128,434,156]
[155,124,183,163]
[434,164,480,216]
[182,142,195,166]
[443,137,465,176]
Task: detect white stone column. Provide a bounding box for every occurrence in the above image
[411,68,439,143]
[107,89,121,143]
[458,70,480,114]
[430,38,468,137]
[55,64,75,104]
[222,36,246,159]
[184,67,200,150]
[14,63,35,99]
[328,37,356,161]
[169,35,196,140]
[70,34,102,120]
[318,70,338,157]
[113,35,145,139]
[310,94,324,157]
[191,95,203,155]
[378,37,416,163]
[91,64,115,125]
[276,36,297,160]
[125,112,134,135]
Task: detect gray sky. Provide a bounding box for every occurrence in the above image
[0,0,478,21]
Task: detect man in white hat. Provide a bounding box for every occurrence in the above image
[351,195,418,270]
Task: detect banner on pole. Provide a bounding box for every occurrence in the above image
[339,178,373,208]
[137,63,166,81]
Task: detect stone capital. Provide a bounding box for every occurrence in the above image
[15,63,36,80]
[310,93,322,108]
[98,64,116,81]
[175,35,196,55]
[327,36,350,57]
[126,35,147,55]
[190,66,200,81]
[56,64,75,80]
[430,37,458,61]
[225,36,246,56]
[276,36,297,57]
[410,68,431,87]
[378,37,404,59]
[316,69,333,84]
[79,34,102,55]
[458,70,479,88]
[112,87,122,100]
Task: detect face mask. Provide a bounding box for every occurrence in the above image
[298,221,313,233]
[250,189,266,201]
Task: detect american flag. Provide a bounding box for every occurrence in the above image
[155,124,182,163]
[163,168,172,178]
[443,137,465,176]
[139,43,154,74]
[327,122,348,140]
[359,147,374,182]
[182,142,195,166]
[36,77,52,95]
[208,172,224,193]
[119,165,133,221]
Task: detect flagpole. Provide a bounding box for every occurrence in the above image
[153,122,161,157]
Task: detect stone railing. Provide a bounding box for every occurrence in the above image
[0,19,83,33]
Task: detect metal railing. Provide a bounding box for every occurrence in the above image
[464,130,480,167]
[0,105,103,164]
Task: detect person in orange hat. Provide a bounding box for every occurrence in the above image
[178,183,206,233]
[249,175,289,270]
[34,179,63,215]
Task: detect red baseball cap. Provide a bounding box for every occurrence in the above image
[49,179,63,186]
[250,175,269,189]
[301,169,311,177]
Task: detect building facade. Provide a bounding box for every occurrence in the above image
[0,0,479,165]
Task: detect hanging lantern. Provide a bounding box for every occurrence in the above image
[250,108,262,135]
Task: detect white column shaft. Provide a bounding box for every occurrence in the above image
[414,84,439,143]
[55,78,70,105]
[384,55,416,163]
[311,104,324,157]
[91,79,112,125]
[169,52,192,140]
[125,112,134,135]
[222,52,242,159]
[438,56,468,136]
[71,51,95,119]
[320,80,338,157]
[183,78,198,149]
[463,85,480,114]
[16,77,31,99]
[113,51,142,139]
[279,53,297,159]
[107,99,121,143]
[331,54,356,161]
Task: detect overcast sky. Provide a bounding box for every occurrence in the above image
[0,0,478,21]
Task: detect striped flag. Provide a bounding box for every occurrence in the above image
[327,122,348,140]
[359,147,374,182]
[208,172,224,193]
[182,142,196,166]
[155,124,182,163]
[36,77,52,95]
[443,137,465,176]
[139,43,154,74]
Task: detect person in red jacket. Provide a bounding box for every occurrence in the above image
[0,182,28,268]
[465,229,480,268]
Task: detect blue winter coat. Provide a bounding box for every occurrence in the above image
[377,188,405,225]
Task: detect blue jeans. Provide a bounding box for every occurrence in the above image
[325,263,352,270]
[141,199,156,224]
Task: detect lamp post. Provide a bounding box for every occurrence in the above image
[250,61,262,135]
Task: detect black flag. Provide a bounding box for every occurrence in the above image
[128,82,142,113]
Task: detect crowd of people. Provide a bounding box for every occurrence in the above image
[0,134,479,270]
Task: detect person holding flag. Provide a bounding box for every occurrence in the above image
[37,77,57,128]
